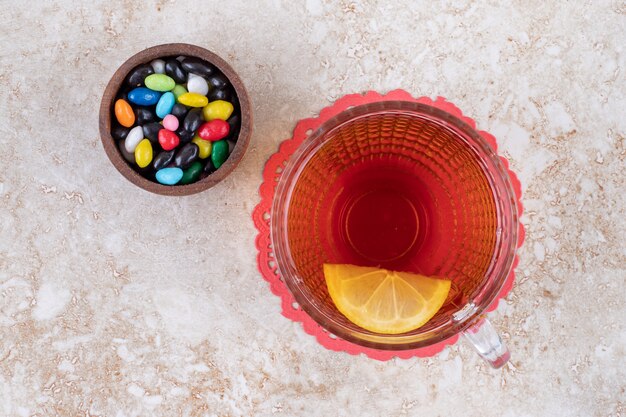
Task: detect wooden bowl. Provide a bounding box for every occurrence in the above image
[99,43,252,196]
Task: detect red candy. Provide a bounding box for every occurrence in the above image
[198,120,229,142]
[158,129,180,151]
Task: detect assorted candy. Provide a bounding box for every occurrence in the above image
[156,167,183,185]
[111,55,241,186]
[114,99,135,127]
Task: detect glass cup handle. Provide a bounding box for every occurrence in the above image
[462,317,510,369]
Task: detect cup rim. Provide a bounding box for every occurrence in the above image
[98,43,252,196]
[271,101,519,350]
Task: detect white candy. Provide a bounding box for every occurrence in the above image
[124,125,144,153]
[187,75,209,96]
[150,59,165,74]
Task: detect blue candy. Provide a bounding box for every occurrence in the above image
[155,92,176,119]
[127,87,161,106]
[155,167,183,185]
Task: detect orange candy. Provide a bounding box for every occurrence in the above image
[114,99,135,127]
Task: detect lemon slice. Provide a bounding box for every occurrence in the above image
[323,264,451,334]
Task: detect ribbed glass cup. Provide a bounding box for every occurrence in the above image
[272,101,518,367]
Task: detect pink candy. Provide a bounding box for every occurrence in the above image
[163,114,179,131]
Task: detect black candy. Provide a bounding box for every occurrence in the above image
[176,128,194,144]
[203,159,216,174]
[135,107,158,125]
[153,149,176,170]
[111,124,130,141]
[207,73,228,89]
[126,64,154,87]
[117,140,135,164]
[226,127,240,142]
[136,164,156,181]
[232,95,240,111]
[116,91,128,102]
[181,57,216,77]
[183,108,203,133]
[227,114,240,132]
[165,59,187,83]
[226,114,241,141]
[170,103,188,119]
[207,87,234,102]
[143,122,162,144]
[174,143,199,169]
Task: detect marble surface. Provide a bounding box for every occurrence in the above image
[0,1,624,416]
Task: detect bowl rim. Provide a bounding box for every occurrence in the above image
[98,43,252,196]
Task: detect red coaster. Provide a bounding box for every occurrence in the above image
[252,90,525,360]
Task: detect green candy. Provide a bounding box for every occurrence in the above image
[144,74,175,92]
[211,140,229,169]
[171,84,188,99]
[180,161,203,184]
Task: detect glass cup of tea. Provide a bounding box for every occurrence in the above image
[271,101,519,368]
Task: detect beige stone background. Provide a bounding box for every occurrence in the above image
[1,0,624,416]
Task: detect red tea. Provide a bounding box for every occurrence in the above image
[286,112,498,325]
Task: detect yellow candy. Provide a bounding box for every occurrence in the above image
[134,139,153,168]
[178,92,208,107]
[202,100,234,121]
[192,135,212,159]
